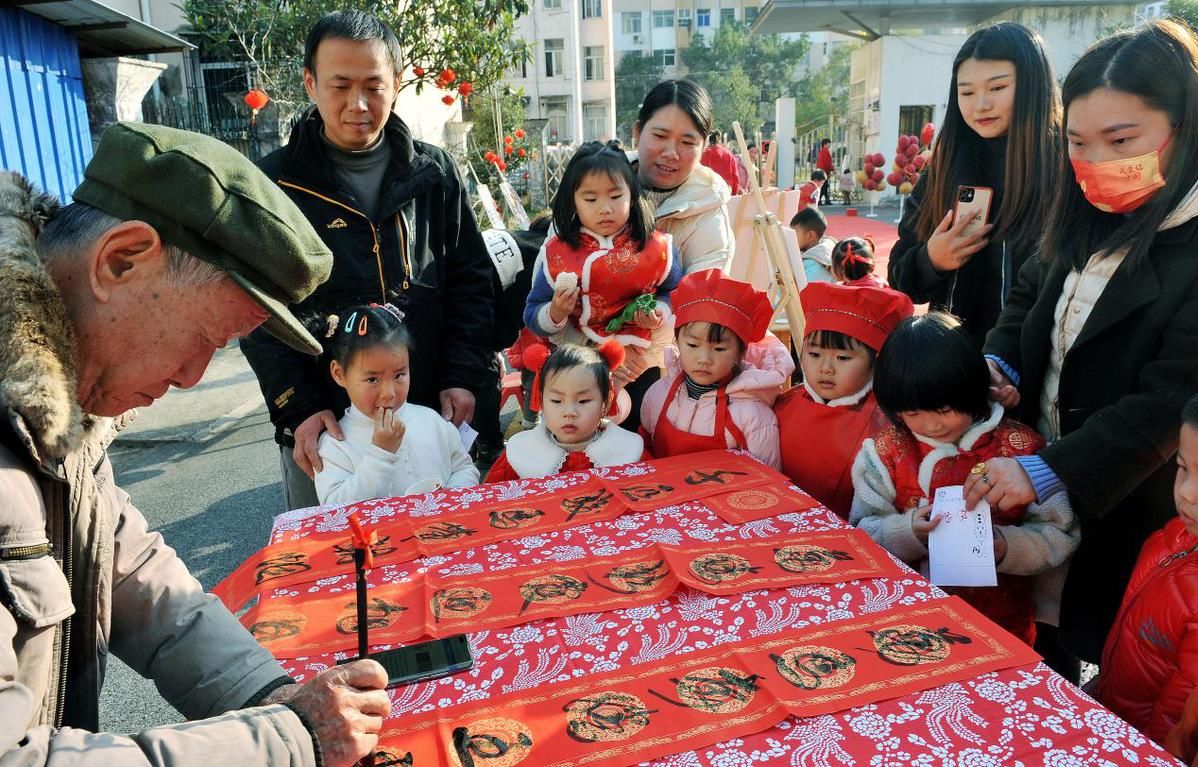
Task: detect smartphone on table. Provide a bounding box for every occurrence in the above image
[338,633,473,687]
[954,185,993,238]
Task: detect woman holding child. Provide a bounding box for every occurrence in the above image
[889,22,1060,345]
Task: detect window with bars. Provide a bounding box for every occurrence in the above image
[543,96,569,140]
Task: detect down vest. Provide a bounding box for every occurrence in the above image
[1099,517,1198,746]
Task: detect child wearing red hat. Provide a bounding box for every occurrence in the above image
[640,270,794,469]
[774,283,913,518]
[485,341,649,482]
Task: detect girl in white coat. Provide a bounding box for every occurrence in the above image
[315,304,479,505]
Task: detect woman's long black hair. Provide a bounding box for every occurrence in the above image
[914,22,1061,257]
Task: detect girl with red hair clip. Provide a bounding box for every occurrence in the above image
[832,237,890,289]
[485,341,649,482]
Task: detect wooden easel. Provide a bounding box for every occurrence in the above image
[731,121,805,346]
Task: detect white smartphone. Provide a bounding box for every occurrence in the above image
[954,185,993,239]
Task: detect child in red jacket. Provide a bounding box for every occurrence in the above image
[1099,395,1198,759]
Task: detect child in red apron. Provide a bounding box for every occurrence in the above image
[775,282,913,519]
[640,270,792,469]
[486,341,649,482]
[850,312,1079,645]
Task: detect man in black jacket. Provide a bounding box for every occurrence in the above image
[241,11,494,509]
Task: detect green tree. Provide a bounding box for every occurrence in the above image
[465,88,529,184]
[682,23,810,134]
[183,0,531,108]
[1168,0,1198,29]
[613,52,666,142]
[794,42,855,133]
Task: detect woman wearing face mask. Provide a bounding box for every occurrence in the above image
[965,19,1198,672]
[889,23,1060,346]
[610,79,737,416]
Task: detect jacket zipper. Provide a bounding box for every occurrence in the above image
[0,542,53,560]
[396,211,410,290]
[1102,541,1196,676]
[53,479,71,728]
[278,181,393,302]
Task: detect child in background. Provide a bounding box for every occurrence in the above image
[839,168,855,205]
[832,236,889,289]
[316,304,479,505]
[524,140,682,352]
[486,341,647,481]
[641,269,793,470]
[1098,395,1198,759]
[850,312,1078,645]
[789,207,837,284]
[795,169,827,214]
[775,283,913,518]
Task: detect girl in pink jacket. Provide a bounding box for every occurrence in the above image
[640,270,794,469]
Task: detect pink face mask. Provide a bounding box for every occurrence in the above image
[1070,139,1169,214]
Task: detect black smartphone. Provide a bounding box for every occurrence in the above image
[338,634,473,687]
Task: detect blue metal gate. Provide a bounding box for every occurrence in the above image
[0,7,92,201]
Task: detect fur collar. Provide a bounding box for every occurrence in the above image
[506,420,644,477]
[801,378,873,407]
[0,172,82,460]
[912,402,1005,495]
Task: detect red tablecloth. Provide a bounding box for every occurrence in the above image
[266,463,1180,766]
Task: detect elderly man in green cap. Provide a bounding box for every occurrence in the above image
[0,123,388,766]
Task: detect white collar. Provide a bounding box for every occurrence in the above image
[506,421,644,477]
[801,378,874,407]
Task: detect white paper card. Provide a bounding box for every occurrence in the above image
[499,181,531,230]
[928,485,997,587]
[458,421,479,453]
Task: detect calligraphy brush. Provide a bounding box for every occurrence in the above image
[346,514,376,767]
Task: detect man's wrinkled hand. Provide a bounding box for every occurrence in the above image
[293,410,343,479]
[282,660,390,767]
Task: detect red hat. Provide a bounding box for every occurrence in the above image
[671,269,773,345]
[800,282,913,352]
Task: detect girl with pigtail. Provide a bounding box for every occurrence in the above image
[486,341,649,482]
[315,303,479,505]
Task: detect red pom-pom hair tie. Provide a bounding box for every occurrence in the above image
[597,340,626,417]
[524,342,552,413]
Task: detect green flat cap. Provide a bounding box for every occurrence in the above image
[73,122,332,354]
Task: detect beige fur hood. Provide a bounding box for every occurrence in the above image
[0,171,83,460]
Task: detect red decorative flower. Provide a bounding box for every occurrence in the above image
[497,160,507,171]
[514,128,526,139]
[439,68,456,84]
[504,145,514,155]
[458,81,474,96]
[504,135,514,145]
[413,66,425,77]
[517,148,527,158]
[441,95,455,105]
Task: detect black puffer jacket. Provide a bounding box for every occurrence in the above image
[242,109,494,443]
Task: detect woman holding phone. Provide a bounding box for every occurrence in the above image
[889,22,1060,345]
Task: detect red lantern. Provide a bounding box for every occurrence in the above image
[243,89,269,111]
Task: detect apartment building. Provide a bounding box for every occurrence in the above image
[611,0,761,71]
[508,0,617,143]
